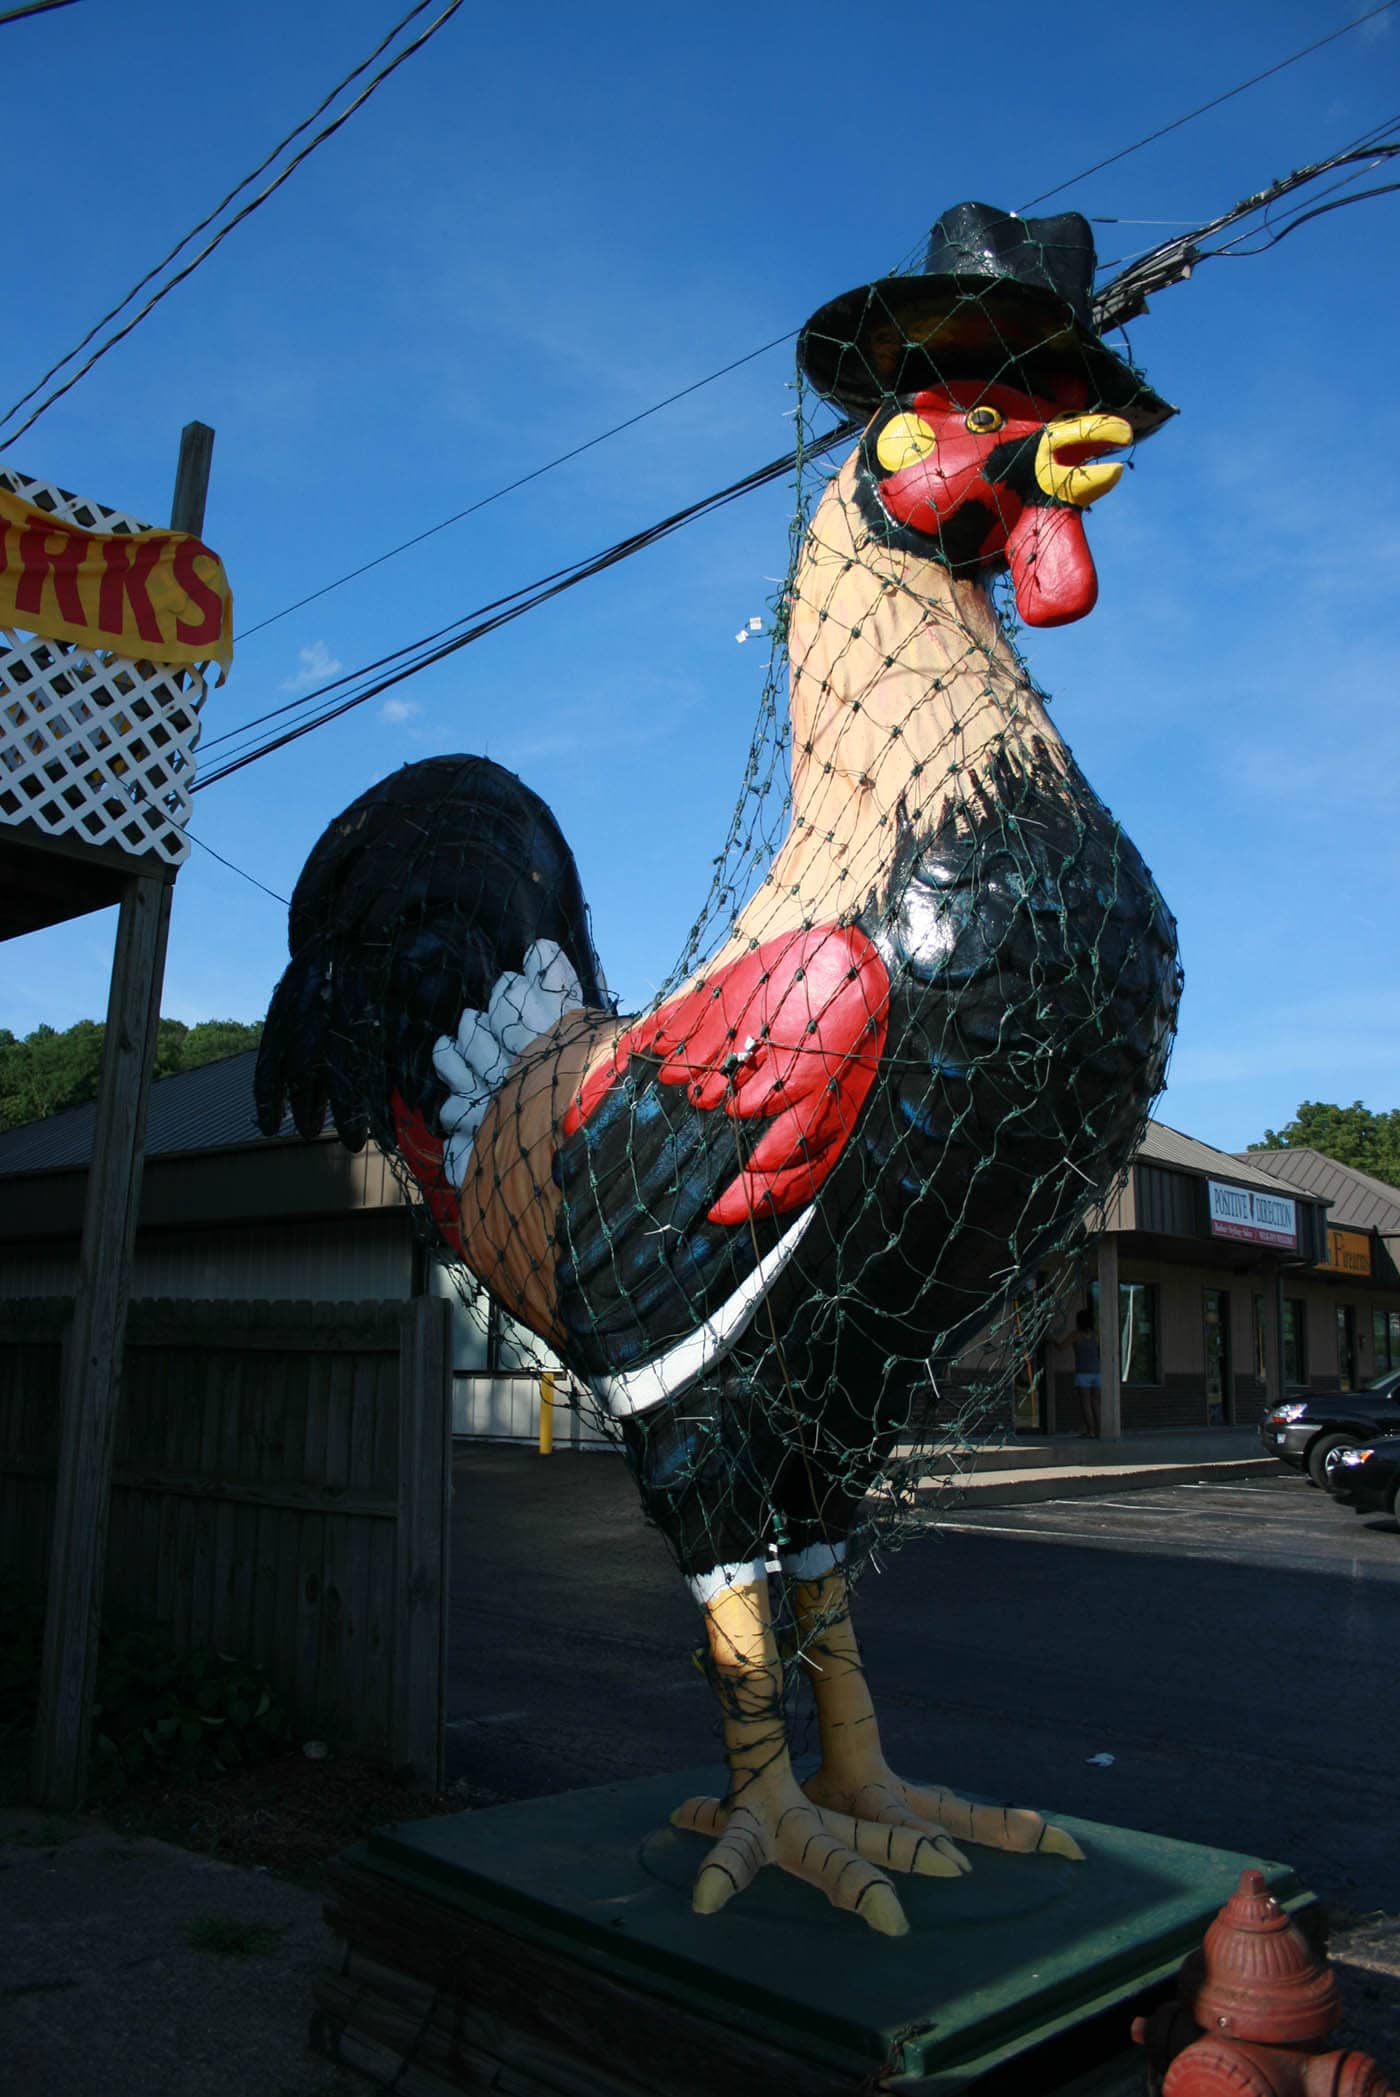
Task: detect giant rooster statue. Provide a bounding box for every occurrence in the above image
[256,205,1181,1937]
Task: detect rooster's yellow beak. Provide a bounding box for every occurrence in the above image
[1034,414,1133,509]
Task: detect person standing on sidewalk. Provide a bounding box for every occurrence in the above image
[1072,1310,1102,1438]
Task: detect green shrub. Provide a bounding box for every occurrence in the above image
[0,1573,288,1794]
[92,1632,289,1794]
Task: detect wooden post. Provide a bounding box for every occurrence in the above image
[169,420,214,535]
[29,424,214,1809]
[1097,1232,1122,1442]
[538,1370,555,1456]
[392,1294,452,1787]
[31,868,174,1805]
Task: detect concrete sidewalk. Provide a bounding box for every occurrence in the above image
[0,1808,357,2097]
[893,1427,1276,1507]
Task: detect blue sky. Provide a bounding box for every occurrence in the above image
[3,0,1397,1152]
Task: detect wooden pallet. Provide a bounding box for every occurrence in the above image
[310,1769,1310,2096]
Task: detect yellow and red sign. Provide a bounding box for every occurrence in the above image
[1319,1226,1372,1278]
[0,488,232,675]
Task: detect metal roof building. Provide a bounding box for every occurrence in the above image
[0,1050,590,1446]
[1234,1146,1400,1241]
[2,1061,1398,1442]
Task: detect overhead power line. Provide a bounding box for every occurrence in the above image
[191,422,859,793]
[190,137,1400,798]
[1019,0,1400,210]
[0,0,466,448]
[234,329,800,643]
[186,830,290,906]
[231,7,1400,646]
[0,1,80,24]
[1092,140,1400,329]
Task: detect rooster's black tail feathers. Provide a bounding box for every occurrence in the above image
[254,756,607,1152]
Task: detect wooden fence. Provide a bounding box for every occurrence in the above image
[0,1295,451,1783]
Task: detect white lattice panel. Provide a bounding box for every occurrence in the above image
[0,467,208,866]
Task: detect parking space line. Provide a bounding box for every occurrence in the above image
[932,1518,1142,1544]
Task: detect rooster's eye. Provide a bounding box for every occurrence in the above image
[965,406,1004,434]
[875,413,938,474]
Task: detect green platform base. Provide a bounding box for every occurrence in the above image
[319,1767,1310,2095]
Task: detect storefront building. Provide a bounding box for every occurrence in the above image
[1039,1125,1400,1438]
[1230,1146,1400,1394]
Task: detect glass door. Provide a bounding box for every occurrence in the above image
[1204,1288,1231,1425]
[1010,1300,1044,1432]
[1283,1298,1308,1387]
[1336,1305,1357,1392]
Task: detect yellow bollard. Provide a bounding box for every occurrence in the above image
[538,1371,555,1456]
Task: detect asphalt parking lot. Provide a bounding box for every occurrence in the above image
[927,1469,1400,1573]
[448,1451,1400,1919]
[440,1448,1400,2069]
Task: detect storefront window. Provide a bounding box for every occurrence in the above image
[1374,1310,1400,1374]
[1088,1280,1160,1385]
[1119,1281,1159,1386]
[1253,1294,1267,1382]
[1013,1353,1042,1432]
[1336,1306,1356,1393]
[1283,1298,1307,1387]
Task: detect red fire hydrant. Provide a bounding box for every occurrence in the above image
[1131,1869,1398,2096]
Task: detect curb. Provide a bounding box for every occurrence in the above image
[906,1456,1281,1509]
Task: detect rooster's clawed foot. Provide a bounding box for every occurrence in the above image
[672,1774,967,1937]
[801,1760,1084,1865]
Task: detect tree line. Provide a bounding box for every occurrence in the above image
[1248,1100,1400,1191]
[1,1020,1396,1193]
[0,1018,263,1135]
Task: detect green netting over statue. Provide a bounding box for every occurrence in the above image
[255,201,1181,1934]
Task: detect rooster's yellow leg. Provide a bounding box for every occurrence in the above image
[792,1565,1084,1863]
[672,1575,964,1935]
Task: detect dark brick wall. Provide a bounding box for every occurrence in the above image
[1122,1374,1208,1432]
[1232,1375,1268,1426]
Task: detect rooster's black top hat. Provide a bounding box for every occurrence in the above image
[799,201,1173,436]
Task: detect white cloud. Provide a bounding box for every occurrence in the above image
[379,697,421,725]
[280,640,343,693]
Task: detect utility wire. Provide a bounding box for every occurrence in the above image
[1093,141,1399,329]
[231,13,1400,647]
[192,138,1400,797]
[1019,0,1399,210]
[1205,118,1400,255]
[1093,113,1400,270]
[0,1,79,23]
[191,423,858,792]
[234,329,800,642]
[0,0,465,448]
[186,829,290,906]
[1,0,446,439]
[1213,177,1400,255]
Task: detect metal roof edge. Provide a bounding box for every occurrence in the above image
[1139,1120,1329,1202]
[1229,1147,1400,1231]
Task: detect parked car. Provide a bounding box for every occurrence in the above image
[1258,1366,1400,1489]
[1328,1441,1400,1521]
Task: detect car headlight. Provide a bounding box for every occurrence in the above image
[1339,1448,1376,1467]
[1266,1403,1308,1424]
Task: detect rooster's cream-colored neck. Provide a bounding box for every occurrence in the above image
[459,455,1076,1337]
[704,453,1073,974]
